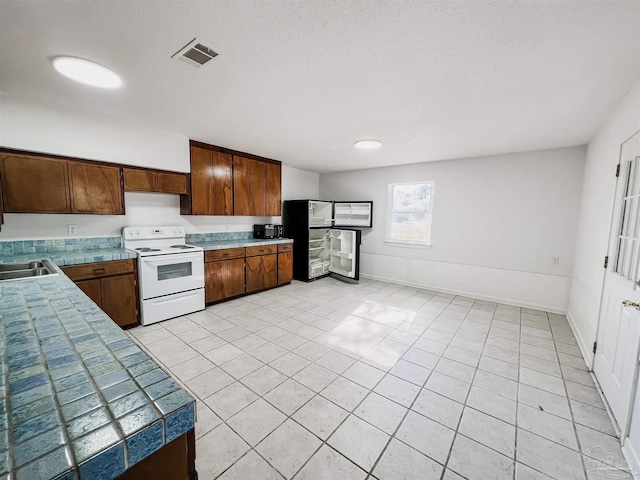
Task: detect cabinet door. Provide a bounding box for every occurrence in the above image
[265,163,281,216]
[69,162,124,214]
[158,172,188,194]
[277,252,293,285]
[100,274,138,327]
[123,168,157,191]
[1,154,70,213]
[205,261,226,303]
[263,254,278,289]
[250,159,266,216]
[245,256,264,293]
[226,258,246,297]
[76,279,102,306]
[190,147,214,215]
[212,152,233,215]
[233,156,251,216]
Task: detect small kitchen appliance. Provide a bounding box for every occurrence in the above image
[253,224,283,239]
[123,226,205,326]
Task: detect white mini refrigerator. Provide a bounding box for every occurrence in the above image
[283,200,370,282]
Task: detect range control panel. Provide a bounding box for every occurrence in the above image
[122,226,186,240]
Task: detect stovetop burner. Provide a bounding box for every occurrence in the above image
[171,245,196,249]
[135,247,161,252]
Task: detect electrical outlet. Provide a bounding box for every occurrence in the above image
[68,224,77,235]
[225,223,230,231]
[552,257,560,265]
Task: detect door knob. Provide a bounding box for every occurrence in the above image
[622,300,640,310]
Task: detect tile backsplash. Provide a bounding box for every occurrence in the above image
[186,232,253,243]
[0,231,256,256]
[0,237,122,256]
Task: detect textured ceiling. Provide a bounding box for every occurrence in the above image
[0,1,639,173]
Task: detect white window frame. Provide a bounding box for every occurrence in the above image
[385,181,434,247]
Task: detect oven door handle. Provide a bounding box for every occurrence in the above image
[141,252,202,264]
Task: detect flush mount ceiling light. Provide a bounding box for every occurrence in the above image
[354,139,382,149]
[52,56,122,88]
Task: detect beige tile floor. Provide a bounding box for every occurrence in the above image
[128,277,632,480]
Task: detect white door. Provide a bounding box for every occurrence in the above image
[594,131,640,432]
[139,251,205,299]
[328,229,358,279]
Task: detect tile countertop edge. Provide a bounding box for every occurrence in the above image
[0,255,195,479]
[191,237,293,251]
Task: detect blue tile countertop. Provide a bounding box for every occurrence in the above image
[0,261,195,479]
[190,237,293,251]
[0,237,136,266]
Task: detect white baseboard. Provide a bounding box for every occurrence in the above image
[623,438,640,480]
[566,310,594,369]
[359,272,567,314]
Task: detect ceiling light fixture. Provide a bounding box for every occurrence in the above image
[354,139,382,149]
[52,56,122,89]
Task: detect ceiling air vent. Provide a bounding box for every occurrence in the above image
[171,38,218,69]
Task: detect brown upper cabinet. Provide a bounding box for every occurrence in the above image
[185,142,281,217]
[1,153,71,213]
[266,163,281,216]
[123,168,156,191]
[158,172,188,195]
[234,156,281,216]
[123,167,188,195]
[233,155,251,216]
[235,156,267,216]
[69,162,124,214]
[188,146,233,215]
[1,153,123,215]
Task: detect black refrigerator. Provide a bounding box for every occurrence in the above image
[283,200,372,282]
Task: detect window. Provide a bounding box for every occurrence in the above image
[386,181,434,245]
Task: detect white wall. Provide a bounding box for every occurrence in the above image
[320,147,586,312]
[567,81,640,366]
[0,94,190,171]
[282,165,319,200]
[0,95,320,239]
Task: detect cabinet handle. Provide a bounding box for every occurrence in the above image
[223,253,230,256]
[93,268,105,274]
[259,249,265,252]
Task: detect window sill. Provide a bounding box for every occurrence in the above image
[384,241,432,250]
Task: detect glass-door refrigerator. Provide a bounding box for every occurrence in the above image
[283,200,372,282]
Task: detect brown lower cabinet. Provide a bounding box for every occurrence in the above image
[205,259,245,303]
[277,252,293,285]
[204,243,293,303]
[245,254,277,293]
[62,259,139,328]
[117,428,196,480]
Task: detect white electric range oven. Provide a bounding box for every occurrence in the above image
[123,226,205,325]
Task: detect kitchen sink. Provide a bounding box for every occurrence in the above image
[0,259,58,281]
[0,261,48,272]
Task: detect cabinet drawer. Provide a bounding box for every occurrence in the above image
[246,244,277,257]
[62,259,135,281]
[277,243,293,253]
[205,248,245,262]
